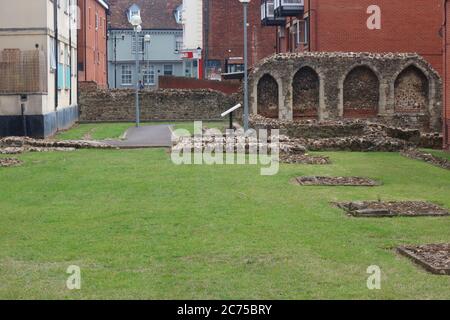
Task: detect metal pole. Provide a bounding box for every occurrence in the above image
[243,3,249,132]
[135,28,140,127]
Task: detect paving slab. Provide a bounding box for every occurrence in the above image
[104,125,173,148]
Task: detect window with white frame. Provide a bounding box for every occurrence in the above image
[143,65,155,85]
[127,4,141,23]
[174,5,183,24]
[163,64,173,76]
[50,38,57,72]
[175,35,183,52]
[132,34,144,54]
[121,65,132,85]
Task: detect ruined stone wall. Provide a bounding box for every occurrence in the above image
[78,82,238,122]
[249,52,443,132]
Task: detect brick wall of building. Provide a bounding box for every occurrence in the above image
[158,76,240,94]
[444,0,450,150]
[204,0,277,75]
[279,0,443,76]
[77,0,108,87]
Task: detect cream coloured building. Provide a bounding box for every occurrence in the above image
[0,0,78,138]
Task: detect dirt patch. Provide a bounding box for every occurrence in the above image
[334,201,449,217]
[0,158,23,167]
[280,154,330,165]
[397,244,450,275]
[293,176,381,186]
[401,149,450,170]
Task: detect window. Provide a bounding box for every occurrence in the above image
[49,38,57,72]
[127,4,141,23]
[143,65,155,85]
[89,8,92,28]
[95,13,99,30]
[227,64,244,73]
[175,36,183,52]
[132,34,144,54]
[174,5,183,24]
[163,65,173,76]
[297,19,308,45]
[121,65,132,85]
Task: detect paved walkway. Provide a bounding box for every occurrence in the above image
[104,125,173,148]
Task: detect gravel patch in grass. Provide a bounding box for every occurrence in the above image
[293,176,381,186]
[397,244,450,275]
[334,201,450,217]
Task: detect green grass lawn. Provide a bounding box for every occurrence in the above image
[55,122,228,141]
[0,149,449,299]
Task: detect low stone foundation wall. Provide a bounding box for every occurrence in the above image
[78,82,238,122]
[250,115,443,150]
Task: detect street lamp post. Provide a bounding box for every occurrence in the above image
[130,15,142,127]
[239,0,250,132]
[144,34,151,88]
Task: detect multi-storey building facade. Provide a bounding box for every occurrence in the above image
[107,0,184,89]
[180,0,203,79]
[261,0,443,75]
[77,0,109,87]
[203,0,277,80]
[0,0,78,138]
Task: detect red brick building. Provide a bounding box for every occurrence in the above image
[77,0,109,87]
[263,0,443,75]
[444,0,450,150]
[203,0,277,80]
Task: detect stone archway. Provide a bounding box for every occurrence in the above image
[343,66,380,118]
[292,67,320,119]
[394,65,429,113]
[257,74,279,118]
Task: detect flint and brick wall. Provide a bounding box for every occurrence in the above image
[249,52,443,132]
[78,82,238,122]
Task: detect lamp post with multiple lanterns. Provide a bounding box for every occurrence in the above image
[239,0,250,132]
[130,15,142,127]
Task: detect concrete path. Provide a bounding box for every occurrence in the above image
[104,125,173,148]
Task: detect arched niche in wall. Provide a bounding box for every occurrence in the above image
[292,66,320,119]
[257,74,279,118]
[343,66,380,118]
[394,65,429,113]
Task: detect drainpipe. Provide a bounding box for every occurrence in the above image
[84,0,88,82]
[54,0,59,110]
[69,0,72,106]
[444,0,448,149]
[307,0,311,51]
[203,0,209,79]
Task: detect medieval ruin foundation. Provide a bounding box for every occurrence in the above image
[249,52,442,133]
